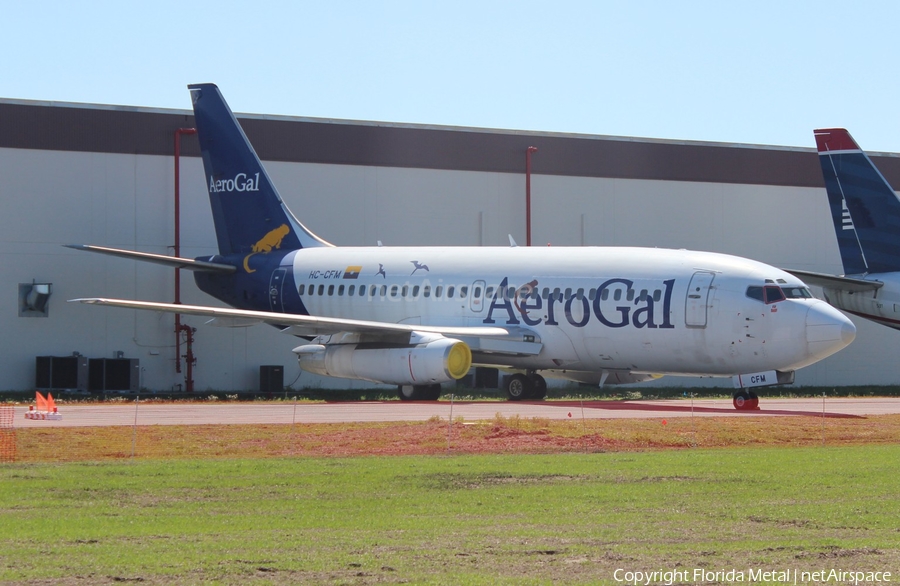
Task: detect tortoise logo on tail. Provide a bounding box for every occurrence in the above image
[243,224,291,273]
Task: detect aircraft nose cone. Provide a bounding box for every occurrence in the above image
[806,302,856,359]
[841,319,857,345]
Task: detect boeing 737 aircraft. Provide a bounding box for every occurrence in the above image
[69,85,856,409]
[787,128,900,331]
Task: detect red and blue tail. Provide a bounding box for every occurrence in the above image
[188,83,332,255]
[815,128,900,275]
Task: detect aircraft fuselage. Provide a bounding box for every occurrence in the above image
[196,244,854,379]
[824,272,900,330]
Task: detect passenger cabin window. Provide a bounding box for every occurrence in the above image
[338,285,344,296]
[401,285,408,297]
[318,285,325,296]
[447,286,455,298]
[298,284,305,295]
[390,285,399,298]
[486,287,494,298]
[435,285,443,298]
[459,286,468,299]
[412,285,420,297]
[348,285,355,296]
[328,285,334,296]
[423,285,431,298]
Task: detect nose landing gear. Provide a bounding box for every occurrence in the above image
[732,390,759,410]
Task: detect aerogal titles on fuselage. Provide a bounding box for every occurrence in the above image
[483,277,676,329]
[208,173,261,193]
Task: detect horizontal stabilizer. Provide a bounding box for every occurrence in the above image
[783,269,882,292]
[65,244,236,273]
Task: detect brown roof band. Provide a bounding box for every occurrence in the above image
[2,100,899,189]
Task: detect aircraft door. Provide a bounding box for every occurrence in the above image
[685,271,715,328]
[269,268,286,312]
[470,280,486,312]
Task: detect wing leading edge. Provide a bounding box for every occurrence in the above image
[70,297,525,341]
[783,269,883,293]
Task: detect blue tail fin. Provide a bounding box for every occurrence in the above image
[188,83,332,255]
[815,128,900,274]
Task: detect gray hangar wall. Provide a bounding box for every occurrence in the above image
[1,98,898,391]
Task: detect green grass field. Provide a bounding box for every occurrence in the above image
[2,445,898,584]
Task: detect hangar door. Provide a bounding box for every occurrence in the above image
[685,271,715,328]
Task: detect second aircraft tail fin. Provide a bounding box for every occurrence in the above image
[815,128,900,274]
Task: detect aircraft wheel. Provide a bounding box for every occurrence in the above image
[505,374,531,401]
[421,383,442,401]
[398,384,441,401]
[748,391,759,410]
[399,385,418,401]
[529,374,547,400]
[732,391,751,410]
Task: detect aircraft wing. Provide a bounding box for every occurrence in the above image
[784,269,883,293]
[70,297,517,340]
[65,244,236,273]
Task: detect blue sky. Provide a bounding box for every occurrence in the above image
[3,1,899,151]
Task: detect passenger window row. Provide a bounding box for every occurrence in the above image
[297,283,474,299]
[297,282,663,303]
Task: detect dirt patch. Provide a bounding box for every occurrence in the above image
[9,412,900,462]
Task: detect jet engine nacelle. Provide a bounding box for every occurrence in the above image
[294,335,472,386]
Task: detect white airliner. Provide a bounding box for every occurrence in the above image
[69,84,856,409]
[787,129,900,331]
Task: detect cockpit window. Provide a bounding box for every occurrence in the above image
[763,286,785,304]
[747,285,799,304]
[782,286,813,299]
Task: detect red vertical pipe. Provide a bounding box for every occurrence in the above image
[525,146,538,246]
[174,128,196,384]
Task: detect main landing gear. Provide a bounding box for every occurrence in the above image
[398,383,442,401]
[505,372,548,401]
[732,390,759,411]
